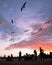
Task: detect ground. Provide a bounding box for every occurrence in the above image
[0,58,52,65]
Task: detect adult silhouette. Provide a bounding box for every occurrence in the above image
[34,50,37,60]
[39,47,44,61]
[18,51,22,60]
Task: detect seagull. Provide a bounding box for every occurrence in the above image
[21,2,27,11]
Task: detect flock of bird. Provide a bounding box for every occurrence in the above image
[31,20,51,35]
[10,1,51,43]
[10,1,28,42]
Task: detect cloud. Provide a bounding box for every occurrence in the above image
[20,0,52,23]
[0,0,52,53]
[5,38,52,51]
[5,20,52,51]
[31,20,52,35]
[0,16,22,41]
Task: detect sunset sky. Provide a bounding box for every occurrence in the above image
[0,0,52,56]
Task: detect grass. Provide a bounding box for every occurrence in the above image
[0,58,52,65]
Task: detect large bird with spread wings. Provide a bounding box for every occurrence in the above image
[21,2,27,11]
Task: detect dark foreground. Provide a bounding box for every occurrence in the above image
[0,59,52,65]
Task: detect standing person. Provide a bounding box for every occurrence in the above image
[34,50,37,60]
[11,54,13,61]
[39,47,44,61]
[19,51,22,60]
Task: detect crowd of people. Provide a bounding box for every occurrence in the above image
[4,47,52,62]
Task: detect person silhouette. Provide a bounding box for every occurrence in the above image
[10,54,13,61]
[34,50,37,60]
[18,51,22,60]
[39,47,44,61]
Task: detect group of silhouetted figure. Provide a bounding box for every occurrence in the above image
[2,47,52,62]
[18,47,44,61]
[6,54,13,61]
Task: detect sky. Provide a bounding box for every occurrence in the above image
[0,0,52,56]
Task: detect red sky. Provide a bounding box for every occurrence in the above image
[5,21,52,53]
[0,0,52,56]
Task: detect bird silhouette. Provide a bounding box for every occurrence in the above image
[11,19,13,24]
[31,20,51,35]
[9,38,13,41]
[45,20,51,24]
[21,2,27,11]
[11,32,14,34]
[24,29,30,32]
[31,28,43,35]
[9,38,14,42]
[31,32,36,35]
[38,28,42,31]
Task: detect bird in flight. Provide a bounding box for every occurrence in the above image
[9,38,14,42]
[31,20,51,35]
[11,32,14,34]
[11,19,13,24]
[38,28,42,31]
[45,20,51,24]
[21,2,27,11]
[24,29,30,32]
[31,28,43,35]
[31,32,36,35]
